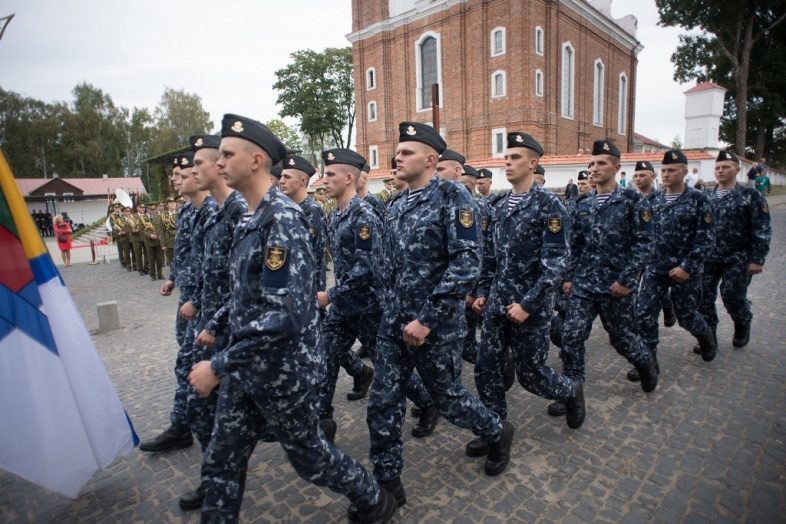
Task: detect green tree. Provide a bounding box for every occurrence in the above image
[658,0,786,157]
[264,118,303,153]
[151,87,213,155]
[670,134,683,150]
[273,47,355,154]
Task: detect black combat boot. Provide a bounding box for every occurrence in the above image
[547,400,566,416]
[178,486,205,511]
[484,421,515,476]
[732,321,750,348]
[634,356,658,392]
[411,405,439,438]
[662,304,677,327]
[347,365,374,401]
[628,351,658,382]
[697,331,718,362]
[565,382,586,429]
[348,478,406,521]
[694,328,716,355]
[348,488,397,523]
[319,419,337,443]
[465,437,489,457]
[138,424,193,452]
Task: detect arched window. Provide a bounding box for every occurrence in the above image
[535,69,544,97]
[491,27,506,56]
[618,73,628,134]
[561,42,575,119]
[369,145,379,168]
[416,32,442,110]
[366,67,376,90]
[593,59,604,126]
[491,70,506,97]
[535,26,544,55]
[368,101,377,122]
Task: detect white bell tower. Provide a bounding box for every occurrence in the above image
[684,82,727,149]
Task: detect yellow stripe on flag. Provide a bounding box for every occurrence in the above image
[0,150,48,259]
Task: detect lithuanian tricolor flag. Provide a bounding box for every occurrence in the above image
[0,151,137,498]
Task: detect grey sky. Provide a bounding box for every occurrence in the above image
[0,0,693,149]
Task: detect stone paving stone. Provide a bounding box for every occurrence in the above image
[1,197,785,523]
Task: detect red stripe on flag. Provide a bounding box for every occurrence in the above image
[0,225,34,293]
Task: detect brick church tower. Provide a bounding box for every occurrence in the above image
[348,0,642,174]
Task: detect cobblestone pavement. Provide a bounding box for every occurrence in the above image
[2,198,785,524]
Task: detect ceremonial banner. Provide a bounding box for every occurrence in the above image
[0,151,137,498]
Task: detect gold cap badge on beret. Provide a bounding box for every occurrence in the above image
[327,152,335,160]
[180,157,188,165]
[195,137,203,147]
[231,121,244,133]
[672,152,678,160]
[603,142,610,151]
[288,158,295,166]
[406,125,417,136]
[516,135,524,143]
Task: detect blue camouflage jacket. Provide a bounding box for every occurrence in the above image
[297,196,327,292]
[569,184,654,294]
[210,188,322,396]
[196,190,247,336]
[476,184,569,320]
[327,195,384,316]
[707,184,771,265]
[381,175,481,344]
[364,192,387,220]
[188,196,218,309]
[648,186,715,276]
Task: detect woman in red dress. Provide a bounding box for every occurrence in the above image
[53,215,73,267]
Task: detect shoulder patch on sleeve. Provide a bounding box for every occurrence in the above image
[357,223,372,250]
[704,211,713,224]
[456,208,478,240]
[545,214,565,244]
[263,246,289,288]
[641,209,651,223]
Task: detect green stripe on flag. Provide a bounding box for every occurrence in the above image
[0,188,19,237]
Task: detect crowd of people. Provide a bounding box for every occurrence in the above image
[120,115,770,524]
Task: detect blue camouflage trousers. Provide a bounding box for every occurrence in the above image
[185,318,228,450]
[462,307,480,364]
[561,292,650,383]
[317,308,378,420]
[170,287,196,427]
[637,271,711,356]
[367,334,503,481]
[201,379,380,523]
[700,260,753,330]
[475,313,576,420]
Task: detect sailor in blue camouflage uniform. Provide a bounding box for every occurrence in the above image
[175,134,248,510]
[533,164,546,187]
[367,122,514,493]
[139,152,206,454]
[279,154,328,295]
[358,163,388,219]
[313,149,379,443]
[552,139,659,416]
[698,149,770,350]
[188,114,396,524]
[636,149,718,370]
[471,133,584,452]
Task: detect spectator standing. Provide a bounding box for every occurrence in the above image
[53,215,73,267]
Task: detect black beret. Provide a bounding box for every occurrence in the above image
[190,134,221,151]
[634,161,654,172]
[322,148,366,170]
[220,113,287,165]
[282,155,316,176]
[270,164,283,178]
[478,168,493,180]
[439,149,466,164]
[398,121,447,154]
[506,132,544,156]
[177,152,194,168]
[592,139,620,158]
[716,149,739,163]
[577,170,589,181]
[361,163,370,173]
[171,157,179,168]
[390,157,397,170]
[662,149,687,165]
[534,165,545,176]
[462,165,479,178]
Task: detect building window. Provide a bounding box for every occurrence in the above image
[535,69,544,97]
[491,27,506,57]
[416,32,442,111]
[369,145,379,168]
[368,101,377,122]
[491,70,506,97]
[561,42,575,119]
[535,26,544,56]
[366,67,376,90]
[492,127,506,158]
[593,59,604,126]
[618,73,628,135]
